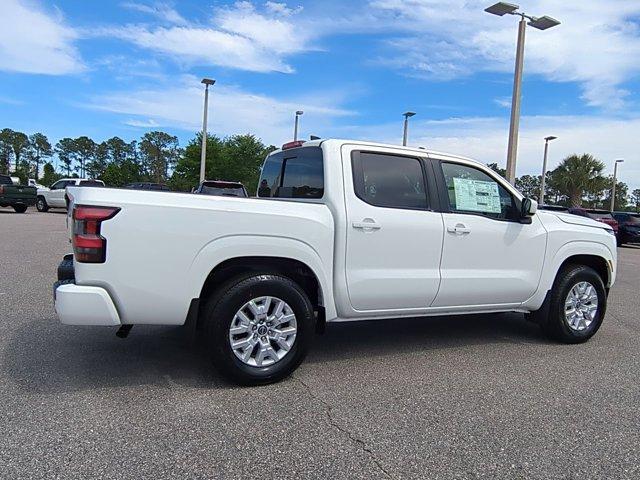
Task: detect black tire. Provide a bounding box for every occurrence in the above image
[13,204,28,213]
[204,274,314,386]
[36,196,49,212]
[541,265,607,344]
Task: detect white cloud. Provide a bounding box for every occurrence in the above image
[87,75,354,144]
[120,2,187,25]
[0,0,84,75]
[265,1,303,16]
[103,2,312,73]
[368,0,640,109]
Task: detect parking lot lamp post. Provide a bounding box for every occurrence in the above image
[539,135,557,204]
[485,2,560,184]
[402,112,416,146]
[611,159,624,211]
[200,78,216,184]
[294,111,304,141]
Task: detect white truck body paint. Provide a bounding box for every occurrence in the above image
[56,139,616,327]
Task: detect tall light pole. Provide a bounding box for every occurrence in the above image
[611,159,624,211]
[199,78,216,184]
[293,110,304,141]
[485,2,560,184]
[539,135,557,204]
[402,111,416,146]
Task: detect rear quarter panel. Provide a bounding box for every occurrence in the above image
[69,187,335,325]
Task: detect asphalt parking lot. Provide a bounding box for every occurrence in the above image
[1,209,639,479]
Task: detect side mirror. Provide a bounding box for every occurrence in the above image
[521,197,538,217]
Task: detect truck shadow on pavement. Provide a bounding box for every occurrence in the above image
[3,313,544,393]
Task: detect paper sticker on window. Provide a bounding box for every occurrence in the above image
[452,177,501,213]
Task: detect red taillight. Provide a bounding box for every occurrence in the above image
[72,205,119,263]
[282,140,305,150]
[0,185,4,194]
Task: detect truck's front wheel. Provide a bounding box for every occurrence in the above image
[204,274,314,385]
[541,265,607,344]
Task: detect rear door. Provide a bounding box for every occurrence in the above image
[343,146,444,313]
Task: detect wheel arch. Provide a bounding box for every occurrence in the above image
[186,235,336,327]
[524,241,614,311]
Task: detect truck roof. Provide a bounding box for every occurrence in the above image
[272,138,481,165]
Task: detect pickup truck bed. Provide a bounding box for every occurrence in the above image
[0,175,36,213]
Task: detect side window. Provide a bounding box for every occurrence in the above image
[441,162,517,220]
[352,152,428,209]
[50,180,65,190]
[258,147,324,199]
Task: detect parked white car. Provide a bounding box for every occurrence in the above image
[37,178,104,212]
[54,139,617,385]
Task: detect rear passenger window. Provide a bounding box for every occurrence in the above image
[352,152,427,209]
[258,147,324,199]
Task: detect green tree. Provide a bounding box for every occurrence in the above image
[41,162,61,187]
[169,133,224,191]
[169,133,275,193]
[603,179,628,211]
[548,154,606,207]
[26,132,52,181]
[0,129,14,174]
[1,128,29,172]
[486,163,506,178]
[515,174,541,199]
[139,131,180,183]
[630,189,640,213]
[100,159,142,187]
[55,138,76,176]
[73,136,97,178]
[86,141,109,179]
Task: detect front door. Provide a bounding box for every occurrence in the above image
[343,147,444,313]
[432,160,547,307]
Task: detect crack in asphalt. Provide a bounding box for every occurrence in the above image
[292,375,393,479]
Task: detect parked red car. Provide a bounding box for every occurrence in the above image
[568,208,620,244]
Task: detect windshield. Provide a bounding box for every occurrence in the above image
[200,185,246,197]
[587,211,614,220]
[79,180,104,187]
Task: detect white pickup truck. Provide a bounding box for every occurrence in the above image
[55,139,617,385]
[37,178,104,212]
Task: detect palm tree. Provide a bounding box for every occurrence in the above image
[549,154,606,207]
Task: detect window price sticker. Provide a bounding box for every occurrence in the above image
[453,177,501,213]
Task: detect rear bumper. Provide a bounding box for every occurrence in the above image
[53,255,121,326]
[55,284,121,326]
[0,196,36,206]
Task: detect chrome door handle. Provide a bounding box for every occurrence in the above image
[447,224,471,234]
[352,220,381,230]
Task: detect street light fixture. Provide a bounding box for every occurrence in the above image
[402,111,416,146]
[485,2,560,184]
[199,78,216,184]
[611,159,624,211]
[539,135,557,205]
[294,110,304,141]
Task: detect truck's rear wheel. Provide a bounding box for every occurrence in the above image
[541,265,606,344]
[36,196,49,212]
[204,274,314,385]
[13,204,28,213]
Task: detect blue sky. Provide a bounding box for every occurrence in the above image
[1,0,640,188]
